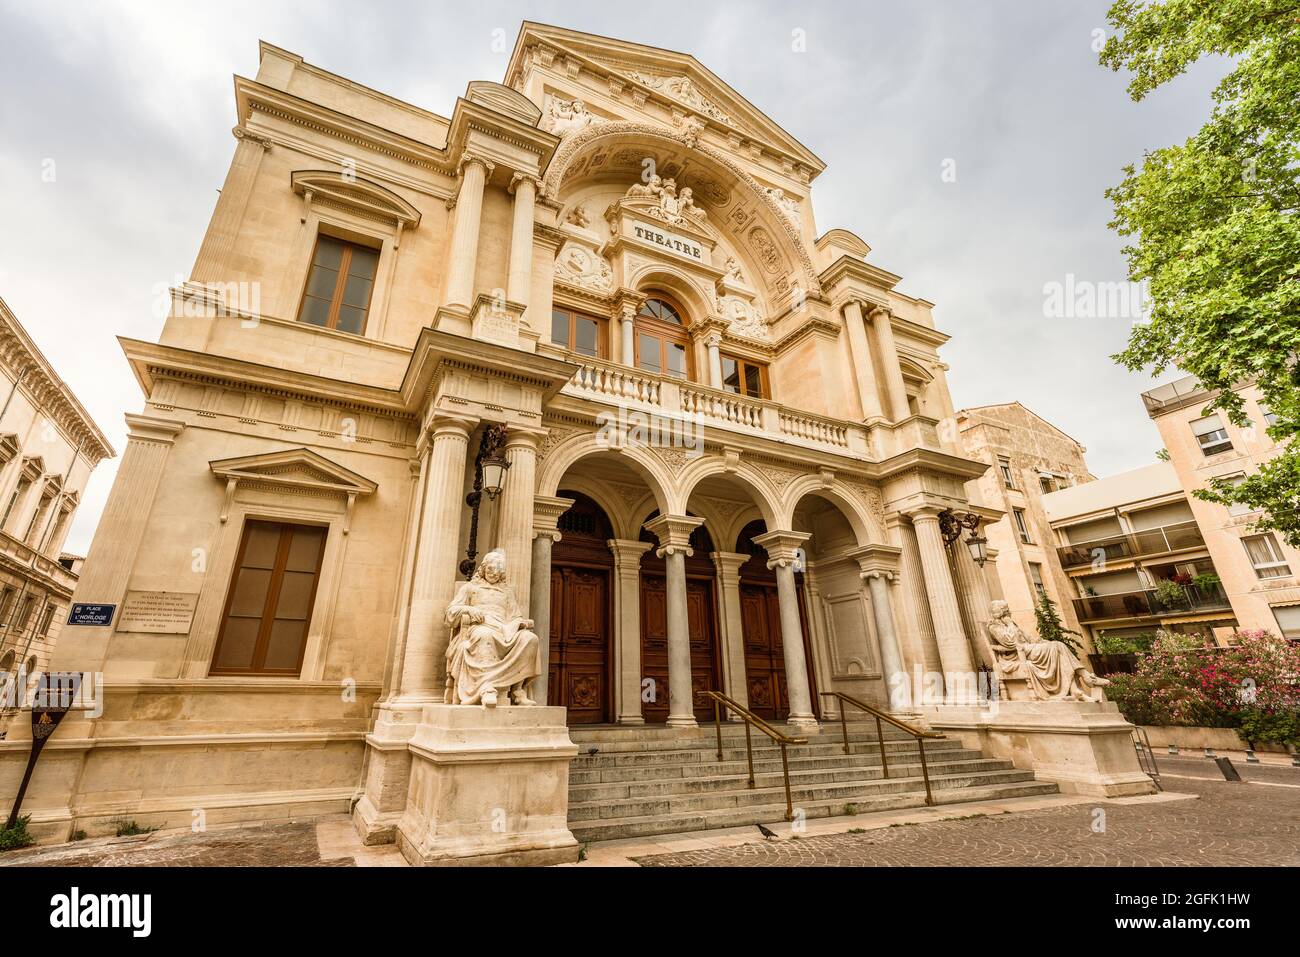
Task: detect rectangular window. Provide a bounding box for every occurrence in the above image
[1218,472,1254,516]
[1029,562,1046,600]
[1039,475,1056,494]
[2,478,30,531]
[1191,414,1232,456]
[999,458,1015,489]
[0,587,12,629]
[1272,605,1300,640]
[37,604,55,637]
[1259,403,1276,428]
[550,307,605,358]
[13,595,34,631]
[297,235,380,335]
[211,520,328,676]
[720,354,768,399]
[1013,507,1033,544]
[1243,533,1291,580]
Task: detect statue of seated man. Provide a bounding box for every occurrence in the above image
[985,600,1109,703]
[444,550,541,707]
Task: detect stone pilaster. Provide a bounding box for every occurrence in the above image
[869,306,911,422]
[644,514,703,729]
[506,173,539,317]
[753,529,817,730]
[495,427,544,611]
[842,298,885,421]
[710,551,750,714]
[846,543,906,708]
[608,538,653,724]
[191,128,272,282]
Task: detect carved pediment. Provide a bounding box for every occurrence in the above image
[210,448,377,532]
[0,433,18,467]
[291,170,421,231]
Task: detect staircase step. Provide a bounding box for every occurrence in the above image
[569,780,1060,843]
[570,739,964,768]
[567,768,1041,822]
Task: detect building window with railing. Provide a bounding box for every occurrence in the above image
[1013,507,1033,544]
[1191,413,1232,456]
[550,306,606,358]
[1244,533,1291,579]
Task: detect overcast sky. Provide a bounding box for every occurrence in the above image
[0,1,1225,553]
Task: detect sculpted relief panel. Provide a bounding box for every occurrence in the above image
[554,242,613,292]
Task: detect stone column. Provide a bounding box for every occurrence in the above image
[609,539,653,724]
[506,173,538,314]
[192,128,272,282]
[863,572,906,705]
[842,299,885,421]
[706,334,723,389]
[444,155,493,311]
[57,414,184,675]
[711,551,750,714]
[753,530,817,730]
[869,306,911,422]
[644,514,704,729]
[951,541,997,671]
[495,427,543,611]
[619,299,636,366]
[399,414,474,702]
[910,508,976,700]
[529,495,573,707]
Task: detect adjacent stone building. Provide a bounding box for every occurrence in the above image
[956,402,1093,645]
[4,24,1109,851]
[0,298,114,730]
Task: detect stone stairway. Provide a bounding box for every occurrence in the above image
[567,721,1058,843]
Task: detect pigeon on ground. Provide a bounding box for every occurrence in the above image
[756,823,779,841]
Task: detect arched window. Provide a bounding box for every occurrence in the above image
[634,296,692,380]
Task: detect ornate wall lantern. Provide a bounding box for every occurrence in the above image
[459,424,511,578]
[938,508,988,568]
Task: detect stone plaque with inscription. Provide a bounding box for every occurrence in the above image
[117,590,200,635]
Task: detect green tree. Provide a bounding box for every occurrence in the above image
[1033,590,1084,655]
[1100,1,1300,544]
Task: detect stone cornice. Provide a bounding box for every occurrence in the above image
[0,297,114,462]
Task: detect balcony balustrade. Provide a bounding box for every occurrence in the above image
[1058,520,1206,569]
[1073,582,1232,623]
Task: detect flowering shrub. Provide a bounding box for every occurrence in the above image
[1106,630,1300,742]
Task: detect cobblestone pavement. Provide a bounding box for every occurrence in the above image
[0,821,355,867]
[634,770,1300,868]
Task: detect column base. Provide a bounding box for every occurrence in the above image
[786,714,819,732]
[665,715,698,729]
[616,715,646,725]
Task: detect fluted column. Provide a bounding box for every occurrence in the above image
[57,414,184,675]
[753,530,817,730]
[400,415,474,702]
[951,540,997,671]
[910,509,976,700]
[506,173,538,314]
[645,514,703,728]
[842,299,885,421]
[192,128,272,281]
[609,539,653,724]
[869,306,911,422]
[444,155,493,310]
[495,428,543,611]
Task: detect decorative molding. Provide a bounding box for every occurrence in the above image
[210,447,377,534]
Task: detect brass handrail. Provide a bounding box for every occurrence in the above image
[697,689,807,822]
[819,691,942,806]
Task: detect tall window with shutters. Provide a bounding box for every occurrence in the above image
[297,235,380,335]
[211,520,328,676]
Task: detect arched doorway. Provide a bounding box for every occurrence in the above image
[633,295,693,381]
[550,491,614,724]
[639,513,720,723]
[736,520,817,721]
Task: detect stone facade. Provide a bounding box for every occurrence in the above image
[0,25,1082,853]
[956,403,1092,645]
[0,298,113,735]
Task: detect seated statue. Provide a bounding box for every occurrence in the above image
[444,550,541,707]
[985,600,1109,702]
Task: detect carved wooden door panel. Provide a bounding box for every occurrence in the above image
[686,578,720,721]
[639,574,670,723]
[740,582,816,720]
[549,566,610,724]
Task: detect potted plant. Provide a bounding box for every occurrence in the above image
[1154,578,1190,611]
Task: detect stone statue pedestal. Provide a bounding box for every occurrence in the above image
[918,700,1157,798]
[394,703,579,866]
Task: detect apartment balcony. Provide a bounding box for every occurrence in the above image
[1073,583,1232,624]
[1057,520,1206,569]
[559,355,941,460]
[0,530,77,594]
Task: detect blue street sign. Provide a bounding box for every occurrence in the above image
[67,603,115,627]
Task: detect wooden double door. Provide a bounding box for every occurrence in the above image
[738,575,816,722]
[639,572,720,723]
[548,492,614,724]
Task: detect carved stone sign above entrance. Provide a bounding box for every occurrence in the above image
[630,221,703,262]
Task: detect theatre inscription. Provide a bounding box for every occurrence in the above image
[631,222,703,262]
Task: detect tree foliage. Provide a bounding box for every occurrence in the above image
[1100,1,1300,543]
[1033,590,1083,654]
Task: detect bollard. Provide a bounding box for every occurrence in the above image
[1244,746,1260,764]
[1168,745,1178,755]
[1213,756,1241,782]
[1204,747,1215,758]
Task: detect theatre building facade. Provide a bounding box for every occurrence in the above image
[6,24,1148,860]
